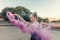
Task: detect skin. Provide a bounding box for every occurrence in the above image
[6,12,51,40]
[13,14,37,24]
[30,14,37,23]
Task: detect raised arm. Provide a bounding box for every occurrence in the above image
[13,14,27,24]
[6,11,19,26]
[6,11,32,34]
[40,23,51,29]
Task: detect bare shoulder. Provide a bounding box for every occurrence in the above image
[27,22,31,24]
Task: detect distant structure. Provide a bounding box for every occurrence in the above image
[41,17,60,22]
[48,18,60,22]
[0,14,4,21]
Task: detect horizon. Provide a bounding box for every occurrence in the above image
[40,17,60,21]
[0,0,60,18]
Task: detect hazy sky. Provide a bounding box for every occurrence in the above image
[0,0,60,18]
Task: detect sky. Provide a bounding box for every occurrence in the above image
[0,0,60,18]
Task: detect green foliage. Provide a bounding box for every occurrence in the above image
[41,18,49,22]
[51,20,60,22]
[1,6,31,21]
[1,6,49,22]
[37,17,42,22]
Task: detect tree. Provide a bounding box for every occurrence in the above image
[1,6,31,21]
[1,6,49,22]
[37,17,42,23]
[41,18,49,23]
[45,18,49,22]
[51,20,60,22]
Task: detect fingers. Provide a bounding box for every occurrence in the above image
[6,11,15,19]
[13,14,17,15]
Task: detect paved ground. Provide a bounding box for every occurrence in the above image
[0,26,60,40]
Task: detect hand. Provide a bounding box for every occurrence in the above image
[13,14,20,18]
[13,14,19,16]
[13,14,26,23]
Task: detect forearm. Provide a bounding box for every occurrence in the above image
[6,11,32,34]
[7,14,26,33]
[17,15,27,24]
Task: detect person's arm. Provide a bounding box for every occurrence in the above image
[6,11,20,26]
[40,23,51,29]
[6,11,32,34]
[13,14,27,24]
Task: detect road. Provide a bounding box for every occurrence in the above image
[0,26,60,40]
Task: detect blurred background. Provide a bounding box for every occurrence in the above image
[0,0,60,40]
